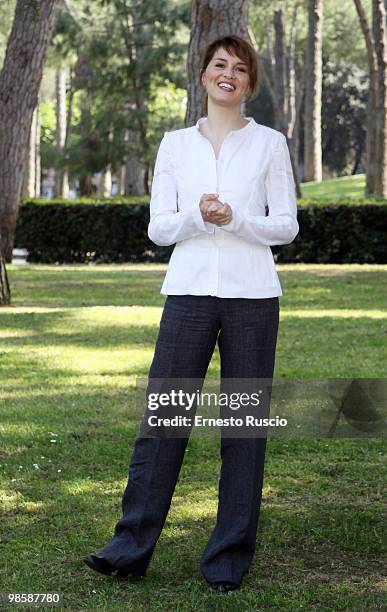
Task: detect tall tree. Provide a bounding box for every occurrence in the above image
[354,0,387,196]
[304,0,323,182]
[321,59,368,176]
[185,0,251,126]
[99,125,113,197]
[76,51,94,196]
[0,0,59,266]
[22,103,41,198]
[0,228,10,304]
[373,0,387,196]
[60,0,186,196]
[55,64,70,197]
[258,4,305,195]
[35,107,42,197]
[122,0,155,196]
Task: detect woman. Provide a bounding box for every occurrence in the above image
[84,34,299,594]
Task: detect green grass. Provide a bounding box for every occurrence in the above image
[300,173,378,201]
[0,263,386,611]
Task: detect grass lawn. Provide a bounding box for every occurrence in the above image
[0,263,385,611]
[300,173,380,202]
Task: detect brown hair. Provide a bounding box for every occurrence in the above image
[199,34,259,115]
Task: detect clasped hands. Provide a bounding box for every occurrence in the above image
[199,193,233,226]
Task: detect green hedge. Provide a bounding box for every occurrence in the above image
[14,198,387,264]
[15,200,172,263]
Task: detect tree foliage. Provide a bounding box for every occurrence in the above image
[39,0,191,181]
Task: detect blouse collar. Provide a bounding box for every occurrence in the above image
[195,116,256,137]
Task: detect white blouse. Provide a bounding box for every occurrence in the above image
[148,116,299,298]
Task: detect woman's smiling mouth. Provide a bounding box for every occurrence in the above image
[217,82,236,92]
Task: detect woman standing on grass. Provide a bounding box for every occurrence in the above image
[84,34,299,594]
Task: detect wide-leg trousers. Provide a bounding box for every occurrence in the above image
[98,294,280,585]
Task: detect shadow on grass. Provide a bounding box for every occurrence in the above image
[2,480,385,584]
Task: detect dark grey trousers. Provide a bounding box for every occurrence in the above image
[98,294,280,585]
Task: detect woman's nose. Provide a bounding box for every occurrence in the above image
[223,68,237,77]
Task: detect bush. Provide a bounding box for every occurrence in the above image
[14,198,387,264]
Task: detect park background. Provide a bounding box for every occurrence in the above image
[0,0,385,610]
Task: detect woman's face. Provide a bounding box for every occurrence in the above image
[201,47,250,107]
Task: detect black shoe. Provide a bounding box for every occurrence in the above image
[83,554,116,576]
[83,554,145,580]
[210,581,240,593]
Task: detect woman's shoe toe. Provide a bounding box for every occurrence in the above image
[83,554,146,581]
[83,554,116,576]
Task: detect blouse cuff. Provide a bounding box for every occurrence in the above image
[191,205,215,234]
[221,207,240,232]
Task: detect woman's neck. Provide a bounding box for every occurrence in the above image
[204,105,249,137]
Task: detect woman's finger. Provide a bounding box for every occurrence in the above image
[207,208,227,218]
[201,193,219,201]
[207,203,222,212]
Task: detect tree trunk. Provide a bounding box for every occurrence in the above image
[0,0,59,263]
[124,131,146,195]
[293,72,305,194]
[78,90,93,196]
[304,0,323,182]
[64,64,75,197]
[260,5,304,195]
[373,0,387,196]
[354,0,379,194]
[79,175,93,196]
[273,8,302,196]
[121,0,154,196]
[185,0,250,127]
[117,129,129,196]
[35,106,41,196]
[117,165,126,196]
[354,0,387,196]
[287,6,298,142]
[99,169,112,197]
[0,230,11,305]
[22,104,39,197]
[273,9,288,133]
[55,65,69,198]
[124,156,144,194]
[99,126,113,197]
[76,53,94,196]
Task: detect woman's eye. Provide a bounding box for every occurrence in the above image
[215,63,246,72]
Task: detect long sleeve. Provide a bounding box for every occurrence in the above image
[221,134,299,246]
[148,132,215,247]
